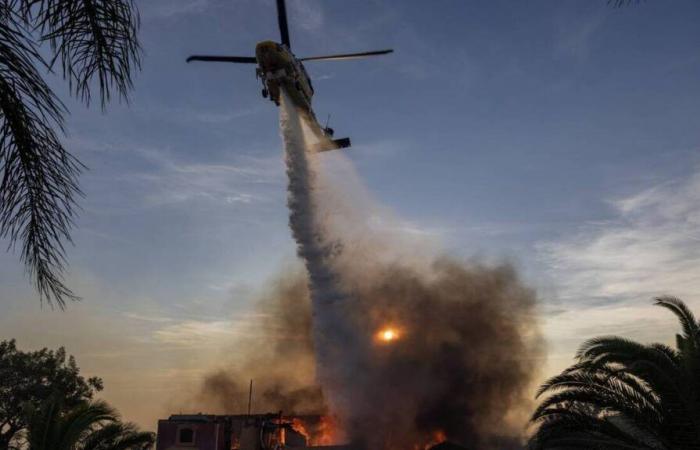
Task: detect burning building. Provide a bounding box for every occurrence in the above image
[155,413,349,450]
[155,413,467,450]
[165,91,541,450]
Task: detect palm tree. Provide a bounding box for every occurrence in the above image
[23,398,153,450]
[0,0,141,307]
[529,296,700,450]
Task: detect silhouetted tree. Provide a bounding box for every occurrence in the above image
[529,296,700,449]
[23,398,153,450]
[0,0,141,307]
[0,339,103,450]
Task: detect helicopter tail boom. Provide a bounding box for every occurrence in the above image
[311,137,351,152]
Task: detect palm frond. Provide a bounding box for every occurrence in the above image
[57,400,117,450]
[654,296,699,342]
[107,426,154,450]
[577,337,681,381]
[531,297,700,450]
[81,423,127,450]
[0,16,82,307]
[24,0,141,108]
[81,421,154,450]
[531,407,655,450]
[24,395,61,450]
[534,386,662,434]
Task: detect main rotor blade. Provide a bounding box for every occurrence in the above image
[300,49,394,62]
[187,55,257,63]
[276,0,291,47]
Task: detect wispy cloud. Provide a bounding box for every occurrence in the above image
[536,167,700,372]
[288,0,324,32]
[118,147,283,207]
[539,168,700,304]
[153,319,242,346]
[123,312,175,323]
[133,104,266,126]
[554,9,609,60]
[140,0,209,20]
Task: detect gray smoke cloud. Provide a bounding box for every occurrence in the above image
[276,91,543,449]
[197,272,327,416]
[194,91,542,449]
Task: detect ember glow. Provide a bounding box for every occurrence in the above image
[377,327,399,343]
[420,430,447,450]
[290,416,339,446]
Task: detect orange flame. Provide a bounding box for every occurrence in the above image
[290,416,338,446]
[413,429,447,450]
[376,327,400,343]
[309,415,338,446]
[290,418,311,442]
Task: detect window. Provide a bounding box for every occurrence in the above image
[178,428,194,444]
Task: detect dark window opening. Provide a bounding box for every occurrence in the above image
[179,428,194,444]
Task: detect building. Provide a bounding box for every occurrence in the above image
[155,413,351,450]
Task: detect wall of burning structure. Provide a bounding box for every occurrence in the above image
[154,413,468,450]
[155,413,334,450]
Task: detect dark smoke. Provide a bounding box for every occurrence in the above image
[196,92,543,450]
[197,272,327,416]
[198,259,541,449]
[334,258,542,449]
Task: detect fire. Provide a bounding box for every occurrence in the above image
[290,418,310,441]
[309,415,338,446]
[290,416,338,446]
[414,430,447,450]
[377,327,400,343]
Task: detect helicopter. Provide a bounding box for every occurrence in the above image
[187,0,393,152]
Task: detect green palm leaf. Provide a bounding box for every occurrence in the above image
[654,296,699,342]
[31,0,141,108]
[0,16,82,307]
[0,0,141,306]
[530,298,700,449]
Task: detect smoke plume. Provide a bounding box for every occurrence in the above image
[277,91,543,449]
[197,272,326,416]
[197,91,542,449]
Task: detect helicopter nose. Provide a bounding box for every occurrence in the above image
[255,42,283,70]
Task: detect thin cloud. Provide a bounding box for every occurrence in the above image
[539,167,700,304]
[536,167,700,373]
[289,0,324,32]
[140,0,209,20]
[118,147,283,207]
[133,104,266,126]
[153,320,243,346]
[123,312,176,323]
[553,9,609,60]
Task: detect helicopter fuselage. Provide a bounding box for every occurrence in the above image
[187,0,392,153]
[255,41,315,115]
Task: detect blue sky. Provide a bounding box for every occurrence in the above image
[1,0,699,430]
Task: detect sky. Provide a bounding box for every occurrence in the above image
[1,0,700,431]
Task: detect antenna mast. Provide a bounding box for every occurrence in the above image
[247,379,254,416]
